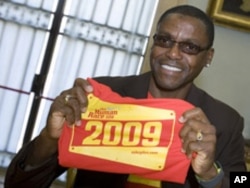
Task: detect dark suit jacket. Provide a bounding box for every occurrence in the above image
[5,72,246,188]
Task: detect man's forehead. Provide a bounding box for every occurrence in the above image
[156,14,208,41]
[158,13,206,29]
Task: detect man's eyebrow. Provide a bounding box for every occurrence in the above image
[156,31,205,45]
[156,32,171,37]
[159,34,202,44]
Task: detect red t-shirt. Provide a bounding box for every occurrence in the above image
[58,78,194,184]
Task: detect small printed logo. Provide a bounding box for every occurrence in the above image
[230,172,250,188]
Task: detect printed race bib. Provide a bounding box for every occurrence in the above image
[58,78,194,184]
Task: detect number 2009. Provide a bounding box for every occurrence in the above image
[82,121,162,146]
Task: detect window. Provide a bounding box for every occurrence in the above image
[0,0,158,168]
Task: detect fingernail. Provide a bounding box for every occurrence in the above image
[85,85,93,93]
[179,116,185,123]
[192,152,197,158]
[81,107,87,112]
[75,120,81,126]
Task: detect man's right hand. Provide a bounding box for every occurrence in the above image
[45,78,93,140]
[24,78,93,167]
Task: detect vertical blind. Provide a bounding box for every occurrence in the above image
[0,0,158,168]
[0,0,57,167]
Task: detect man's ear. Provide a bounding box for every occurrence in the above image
[204,48,214,67]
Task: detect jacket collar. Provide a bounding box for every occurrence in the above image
[123,71,203,108]
[120,72,151,99]
[185,84,204,108]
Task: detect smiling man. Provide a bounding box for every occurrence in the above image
[5,5,246,188]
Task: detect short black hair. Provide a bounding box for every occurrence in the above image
[157,5,214,48]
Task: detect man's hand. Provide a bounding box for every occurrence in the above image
[45,78,93,140]
[179,107,218,180]
[24,78,93,167]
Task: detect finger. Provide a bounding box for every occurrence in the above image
[51,92,78,124]
[61,84,89,113]
[180,118,215,139]
[51,95,76,125]
[64,97,82,125]
[185,134,216,156]
[74,78,93,93]
[181,128,216,149]
[181,128,197,154]
[180,107,210,124]
[61,91,87,125]
[179,119,205,139]
[74,86,89,113]
[180,121,216,153]
[72,78,93,113]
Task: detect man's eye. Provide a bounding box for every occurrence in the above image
[183,43,199,50]
[160,38,172,45]
[159,37,168,43]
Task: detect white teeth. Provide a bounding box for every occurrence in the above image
[161,64,182,72]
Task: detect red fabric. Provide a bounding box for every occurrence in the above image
[58,78,194,184]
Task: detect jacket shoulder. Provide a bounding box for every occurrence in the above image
[191,86,243,131]
[93,72,151,98]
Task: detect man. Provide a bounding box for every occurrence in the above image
[5,5,246,188]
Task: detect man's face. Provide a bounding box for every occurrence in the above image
[150,13,214,91]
